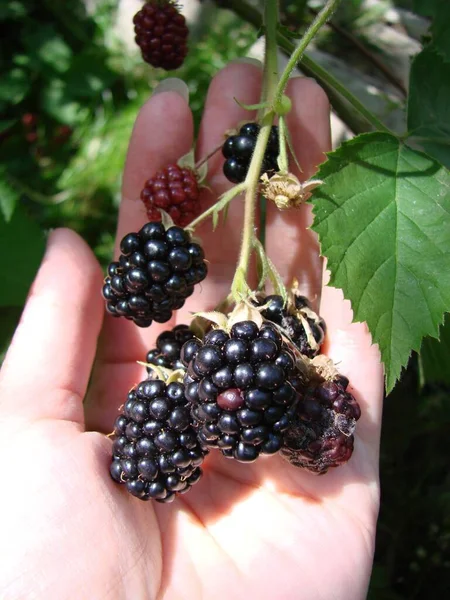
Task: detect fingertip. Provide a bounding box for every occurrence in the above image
[45,228,104,287]
[122,90,194,202]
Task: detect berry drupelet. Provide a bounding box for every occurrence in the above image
[102,222,207,327]
[256,294,326,358]
[133,1,189,70]
[141,164,201,227]
[222,122,279,184]
[146,324,195,373]
[110,378,207,502]
[180,320,302,462]
[281,375,361,474]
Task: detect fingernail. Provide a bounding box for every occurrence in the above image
[229,57,263,69]
[153,78,189,103]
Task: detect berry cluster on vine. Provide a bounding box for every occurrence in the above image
[103,0,362,503]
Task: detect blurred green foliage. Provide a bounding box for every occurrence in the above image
[0,0,449,597]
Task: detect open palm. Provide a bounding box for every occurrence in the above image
[0,64,383,600]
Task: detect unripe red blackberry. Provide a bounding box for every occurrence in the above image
[110,377,208,502]
[133,1,189,70]
[281,375,361,474]
[141,164,201,227]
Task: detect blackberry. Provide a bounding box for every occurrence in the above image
[256,294,326,358]
[181,320,302,462]
[102,222,207,327]
[281,375,361,474]
[133,1,189,70]
[109,378,207,502]
[146,324,195,373]
[222,123,279,184]
[140,164,201,227]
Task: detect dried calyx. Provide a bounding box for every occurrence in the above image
[260,172,323,210]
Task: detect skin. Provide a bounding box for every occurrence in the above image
[0,64,384,600]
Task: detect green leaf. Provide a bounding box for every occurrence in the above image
[311,132,450,392]
[0,168,20,222]
[0,203,46,307]
[0,68,31,109]
[0,0,30,20]
[407,47,450,169]
[64,50,117,98]
[40,79,86,125]
[0,119,16,134]
[413,0,442,17]
[430,11,450,63]
[21,24,72,74]
[420,313,450,384]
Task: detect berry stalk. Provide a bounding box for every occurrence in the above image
[231,0,280,300]
[273,0,342,110]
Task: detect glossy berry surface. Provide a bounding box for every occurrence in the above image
[146,324,196,373]
[222,123,279,184]
[110,378,207,502]
[140,164,201,227]
[133,1,189,70]
[181,321,300,462]
[255,294,326,358]
[102,222,207,327]
[281,376,361,474]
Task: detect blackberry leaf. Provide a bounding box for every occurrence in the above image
[310,132,450,392]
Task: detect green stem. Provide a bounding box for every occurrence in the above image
[232,0,279,298]
[185,182,246,231]
[274,0,341,106]
[277,116,289,171]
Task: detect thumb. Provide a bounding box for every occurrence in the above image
[0,229,103,425]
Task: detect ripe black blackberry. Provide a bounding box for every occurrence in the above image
[141,164,201,227]
[256,294,326,358]
[281,375,361,474]
[102,222,207,327]
[133,1,189,70]
[222,123,279,184]
[110,378,207,502]
[146,324,195,373]
[180,320,302,462]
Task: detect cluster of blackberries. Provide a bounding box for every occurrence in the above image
[140,164,201,228]
[102,222,207,327]
[281,376,361,474]
[256,294,326,358]
[180,320,302,462]
[133,0,189,71]
[146,324,195,373]
[108,319,361,500]
[222,123,279,184]
[110,379,207,502]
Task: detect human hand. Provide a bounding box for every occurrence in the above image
[0,63,383,599]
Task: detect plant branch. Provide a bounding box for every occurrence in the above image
[274,0,341,106]
[185,182,246,231]
[216,0,391,135]
[232,0,279,299]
